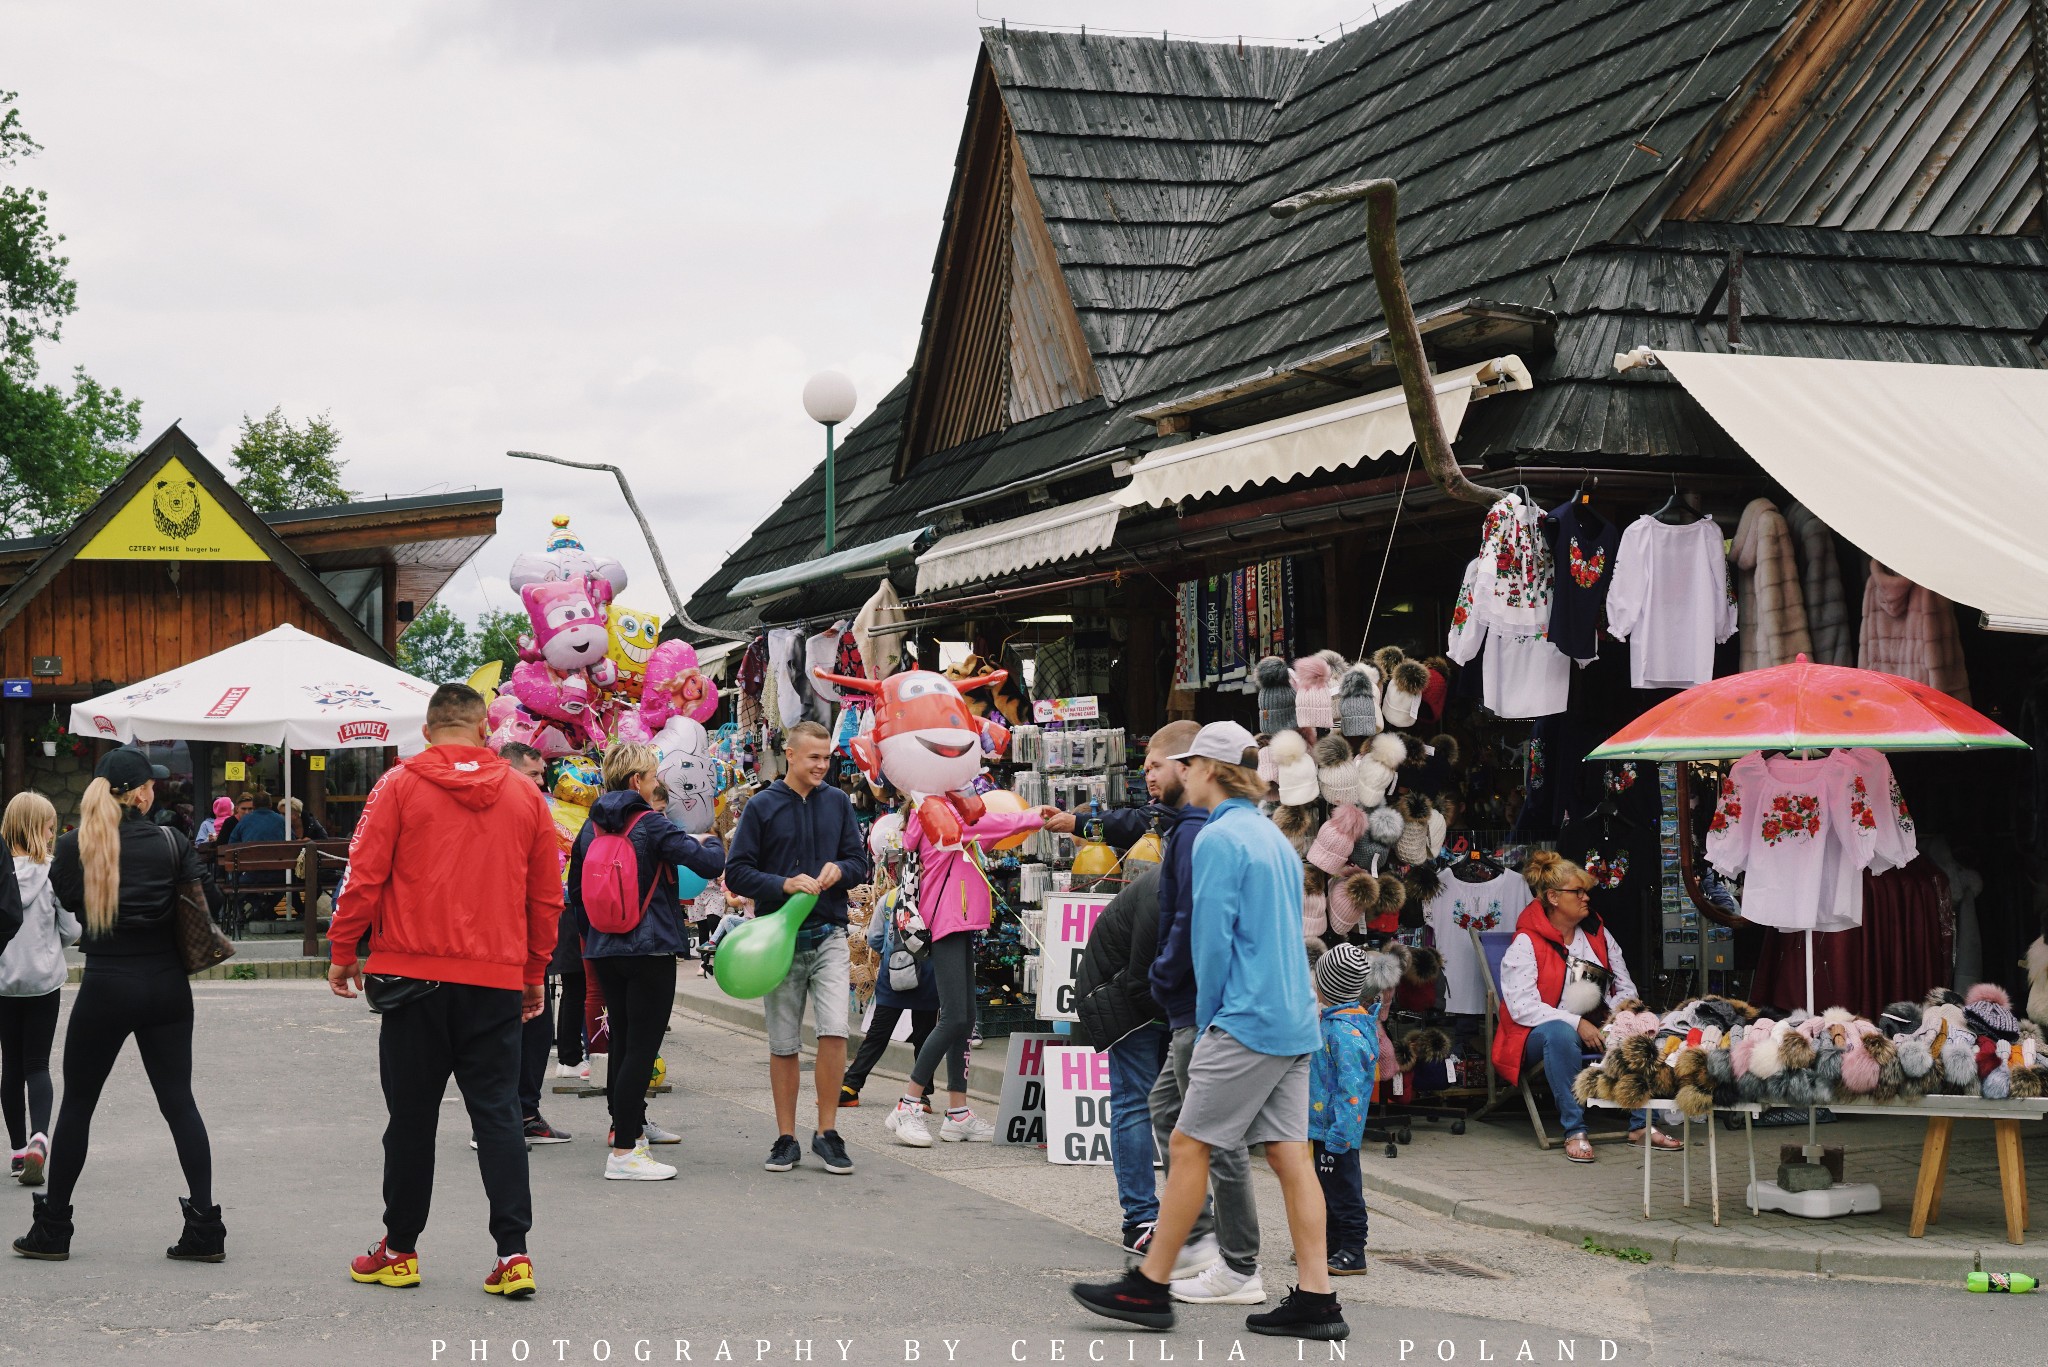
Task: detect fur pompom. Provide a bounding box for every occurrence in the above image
[1273,804,1317,841]
[1366,804,1404,844]
[1778,1029,1817,1073]
[1704,1045,1734,1084]
[1428,733,1461,766]
[1941,1038,1978,1087]
[1375,873,1407,916]
[1838,1041,1880,1095]
[1312,734,1354,768]
[1317,648,1349,676]
[1672,1049,1709,1092]
[2009,1067,2045,1099]
[1572,1066,1601,1103]
[1651,1063,1678,1098]
[1610,1072,1650,1110]
[1404,945,1442,984]
[1271,729,1308,765]
[1366,731,1406,768]
[1392,659,1429,694]
[1336,664,1379,699]
[1403,865,1441,906]
[1372,646,1406,679]
[1255,656,1292,689]
[1359,950,1404,999]
[1675,1083,1715,1119]
[1396,790,1433,822]
[1894,1036,1934,1080]
[1967,982,2014,1010]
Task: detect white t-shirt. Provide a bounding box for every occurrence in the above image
[1605,516,1737,689]
[1425,869,1526,1014]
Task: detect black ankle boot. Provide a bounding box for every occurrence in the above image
[165,1197,226,1262]
[13,1192,73,1261]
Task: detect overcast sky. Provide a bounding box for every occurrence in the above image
[9,1,1394,630]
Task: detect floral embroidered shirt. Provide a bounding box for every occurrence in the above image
[1705,751,1903,932]
[1473,494,1554,632]
[1424,869,1525,1013]
[1546,500,1621,662]
[1449,557,1573,720]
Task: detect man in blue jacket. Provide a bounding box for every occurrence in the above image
[1074,721,1346,1343]
[724,720,870,1176]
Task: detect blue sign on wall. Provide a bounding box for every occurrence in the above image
[1,680,30,699]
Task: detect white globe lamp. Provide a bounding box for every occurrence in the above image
[804,371,857,550]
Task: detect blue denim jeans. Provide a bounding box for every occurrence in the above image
[1524,1019,1646,1138]
[1106,1022,1170,1227]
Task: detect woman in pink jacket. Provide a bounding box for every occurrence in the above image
[885,802,1072,1147]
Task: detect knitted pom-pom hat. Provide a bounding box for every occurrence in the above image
[1356,731,1406,808]
[1314,734,1360,806]
[1381,659,1429,730]
[1308,803,1365,875]
[1336,663,1381,738]
[1418,659,1452,725]
[1256,657,1296,735]
[1271,729,1318,806]
[1328,871,1374,935]
[1293,654,1334,730]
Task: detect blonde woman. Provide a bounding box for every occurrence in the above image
[1490,850,1670,1164]
[2,793,79,1187]
[13,750,220,1263]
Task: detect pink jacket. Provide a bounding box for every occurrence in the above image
[905,808,1045,940]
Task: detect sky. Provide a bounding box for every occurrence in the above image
[7,0,1401,631]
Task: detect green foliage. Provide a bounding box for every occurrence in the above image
[0,91,143,537]
[230,406,353,513]
[474,607,528,675]
[1581,1237,1653,1264]
[227,964,259,981]
[396,602,480,684]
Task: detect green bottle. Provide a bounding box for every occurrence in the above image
[1967,1272,2037,1293]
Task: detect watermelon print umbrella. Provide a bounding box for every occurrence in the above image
[1586,655,2026,761]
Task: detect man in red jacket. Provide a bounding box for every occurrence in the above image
[326,683,561,1299]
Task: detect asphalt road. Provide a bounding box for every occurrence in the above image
[0,982,2038,1367]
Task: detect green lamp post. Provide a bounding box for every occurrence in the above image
[803,370,857,552]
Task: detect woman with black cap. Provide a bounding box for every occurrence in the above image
[12,749,223,1263]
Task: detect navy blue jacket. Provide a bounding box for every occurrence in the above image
[724,779,868,938]
[1145,803,1210,1031]
[1101,802,1173,851]
[567,790,726,959]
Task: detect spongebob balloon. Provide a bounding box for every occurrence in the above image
[545,757,601,878]
[606,604,662,693]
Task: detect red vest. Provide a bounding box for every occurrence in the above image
[1490,900,1612,1086]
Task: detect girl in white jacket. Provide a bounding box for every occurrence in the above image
[1,793,79,1187]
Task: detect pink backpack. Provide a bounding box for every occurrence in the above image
[581,812,665,935]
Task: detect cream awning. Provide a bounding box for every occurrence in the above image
[1624,349,2048,631]
[914,494,1121,595]
[1113,357,1530,509]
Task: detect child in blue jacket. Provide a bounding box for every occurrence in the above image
[1308,944,1398,1275]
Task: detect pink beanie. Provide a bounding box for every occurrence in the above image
[1293,655,1334,730]
[213,796,234,819]
[1307,804,1364,875]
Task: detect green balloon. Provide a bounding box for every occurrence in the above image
[713,892,819,1000]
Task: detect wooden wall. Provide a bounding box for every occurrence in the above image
[0,559,351,688]
[1009,142,1103,423]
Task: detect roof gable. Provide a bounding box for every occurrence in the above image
[0,424,387,657]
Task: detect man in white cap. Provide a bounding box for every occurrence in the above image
[1072,721,1346,1343]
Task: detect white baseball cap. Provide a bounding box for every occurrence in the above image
[1167,720,1258,768]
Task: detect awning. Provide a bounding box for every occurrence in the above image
[1113,356,1531,509]
[728,525,933,602]
[914,495,1121,595]
[1622,349,2048,631]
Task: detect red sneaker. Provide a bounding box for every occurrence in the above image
[349,1238,421,1288]
[484,1254,536,1297]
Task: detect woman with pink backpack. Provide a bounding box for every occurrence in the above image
[565,744,726,1181]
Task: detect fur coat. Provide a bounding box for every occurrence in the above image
[1785,503,1851,666]
[1859,560,1971,702]
[1731,498,1812,673]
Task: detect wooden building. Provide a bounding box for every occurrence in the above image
[0,423,500,820]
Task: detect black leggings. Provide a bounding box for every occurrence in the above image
[48,954,212,1209]
[589,955,676,1148]
[844,1005,936,1094]
[0,992,61,1148]
[908,932,974,1096]
[555,967,586,1065]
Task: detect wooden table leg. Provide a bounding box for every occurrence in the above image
[1909,1116,1954,1239]
[1994,1119,2027,1246]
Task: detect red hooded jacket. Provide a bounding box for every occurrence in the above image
[328,744,561,991]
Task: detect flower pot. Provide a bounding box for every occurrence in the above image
[39,741,57,757]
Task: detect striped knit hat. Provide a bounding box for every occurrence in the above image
[1313,942,1372,1005]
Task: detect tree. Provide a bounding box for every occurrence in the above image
[475,607,529,675]
[230,406,353,512]
[395,602,479,684]
[0,91,143,537]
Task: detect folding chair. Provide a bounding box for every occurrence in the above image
[1472,928,1627,1151]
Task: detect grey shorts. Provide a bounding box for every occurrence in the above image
[762,928,850,1056]
[1175,1025,1311,1149]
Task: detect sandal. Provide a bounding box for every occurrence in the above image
[1564,1135,1596,1163]
[1630,1129,1684,1151]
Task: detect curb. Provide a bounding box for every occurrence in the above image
[671,981,1007,1102]
[67,958,329,984]
[1358,1153,1992,1284]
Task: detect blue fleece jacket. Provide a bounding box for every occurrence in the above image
[1189,798,1319,1057]
[568,790,726,959]
[1144,803,1209,1031]
[723,779,868,941]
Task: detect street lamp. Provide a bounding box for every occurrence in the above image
[803,370,857,552]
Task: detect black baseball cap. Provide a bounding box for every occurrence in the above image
[96,748,169,796]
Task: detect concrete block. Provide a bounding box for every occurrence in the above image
[1818,1244,1981,1283]
[1671,1233,1820,1274]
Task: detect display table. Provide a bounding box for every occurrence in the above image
[1593,1096,2048,1241]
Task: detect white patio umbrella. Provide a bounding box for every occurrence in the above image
[68,624,438,953]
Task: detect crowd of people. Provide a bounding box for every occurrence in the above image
[0,684,1642,1345]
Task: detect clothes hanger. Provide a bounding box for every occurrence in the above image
[1652,473,1704,524]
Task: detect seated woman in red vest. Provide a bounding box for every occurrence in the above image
[1491,852,1679,1164]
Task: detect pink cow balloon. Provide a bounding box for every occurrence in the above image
[502,576,621,753]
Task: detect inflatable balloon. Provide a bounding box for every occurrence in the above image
[506,575,620,752]
[713,892,818,999]
[1072,840,1120,880]
[674,866,709,901]
[653,716,716,835]
[553,757,601,808]
[977,790,1034,851]
[810,667,1012,847]
[641,640,718,729]
[606,604,662,693]
[507,515,629,599]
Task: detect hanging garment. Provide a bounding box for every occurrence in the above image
[1704,751,1911,933]
[1859,561,1971,702]
[1748,859,1954,1019]
[1448,557,1571,719]
[1605,515,1737,689]
[805,624,849,713]
[1785,503,1852,666]
[1921,835,1983,994]
[1472,494,1553,632]
[852,581,907,679]
[1423,869,1524,1014]
[1546,499,1621,662]
[1730,498,1812,673]
[766,628,805,731]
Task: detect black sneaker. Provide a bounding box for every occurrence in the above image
[811,1130,854,1175]
[1071,1267,1174,1331]
[764,1134,802,1172]
[524,1115,573,1145]
[1328,1247,1368,1276]
[1246,1286,1348,1340]
[1121,1222,1155,1257]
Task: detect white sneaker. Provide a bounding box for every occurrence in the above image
[642,1121,681,1145]
[1172,1231,1222,1279]
[939,1110,996,1143]
[1169,1260,1264,1305]
[885,1100,934,1148]
[604,1142,676,1181]
[554,1060,590,1080]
